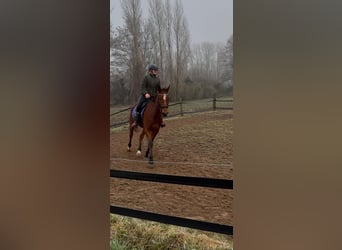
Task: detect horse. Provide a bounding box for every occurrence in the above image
[127,86,170,165]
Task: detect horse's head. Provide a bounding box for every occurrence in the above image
[158,85,170,117]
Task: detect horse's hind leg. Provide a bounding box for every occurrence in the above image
[136,130,145,156]
[127,126,134,152]
[127,110,135,151]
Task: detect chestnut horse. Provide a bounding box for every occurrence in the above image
[127,86,170,165]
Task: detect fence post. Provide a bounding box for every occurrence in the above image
[213,94,216,111]
[180,98,183,116]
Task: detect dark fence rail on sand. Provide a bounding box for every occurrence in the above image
[110,169,233,235]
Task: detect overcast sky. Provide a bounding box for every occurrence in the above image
[110,0,233,45]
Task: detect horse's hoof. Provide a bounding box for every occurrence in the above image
[127,147,131,152]
[148,161,154,166]
[136,150,142,156]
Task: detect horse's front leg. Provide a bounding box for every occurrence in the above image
[144,132,153,158]
[144,147,149,159]
[136,130,145,156]
[145,132,156,164]
[144,135,150,159]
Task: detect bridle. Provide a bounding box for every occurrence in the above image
[158,93,169,109]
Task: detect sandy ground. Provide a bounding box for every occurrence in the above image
[110,110,233,226]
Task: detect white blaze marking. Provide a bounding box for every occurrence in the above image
[163,94,166,101]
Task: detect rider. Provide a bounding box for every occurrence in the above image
[132,64,166,128]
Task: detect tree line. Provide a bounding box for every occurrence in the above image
[110,0,233,105]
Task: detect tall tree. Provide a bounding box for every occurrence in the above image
[201,42,216,80]
[110,25,131,104]
[164,0,174,88]
[189,42,223,82]
[220,35,233,89]
[121,0,144,101]
[173,0,190,100]
[148,0,166,84]
[111,26,130,74]
[141,19,154,68]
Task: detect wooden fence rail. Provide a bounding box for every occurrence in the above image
[110,96,233,128]
[110,107,131,116]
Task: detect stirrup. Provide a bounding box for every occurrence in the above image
[161,122,166,128]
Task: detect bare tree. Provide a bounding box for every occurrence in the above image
[121,0,145,101]
[110,25,131,104]
[186,42,225,99]
[189,44,205,81]
[110,23,115,74]
[164,0,174,88]
[202,42,217,80]
[189,42,223,82]
[220,35,233,89]
[148,0,166,84]
[172,0,191,100]
[141,20,153,68]
[111,26,130,73]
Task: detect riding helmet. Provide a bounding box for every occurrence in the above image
[148,64,158,71]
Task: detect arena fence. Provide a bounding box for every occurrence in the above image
[110,95,233,128]
[213,94,233,111]
[110,169,233,235]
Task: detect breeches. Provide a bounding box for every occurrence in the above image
[136,95,147,113]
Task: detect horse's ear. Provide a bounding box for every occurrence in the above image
[166,85,170,92]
